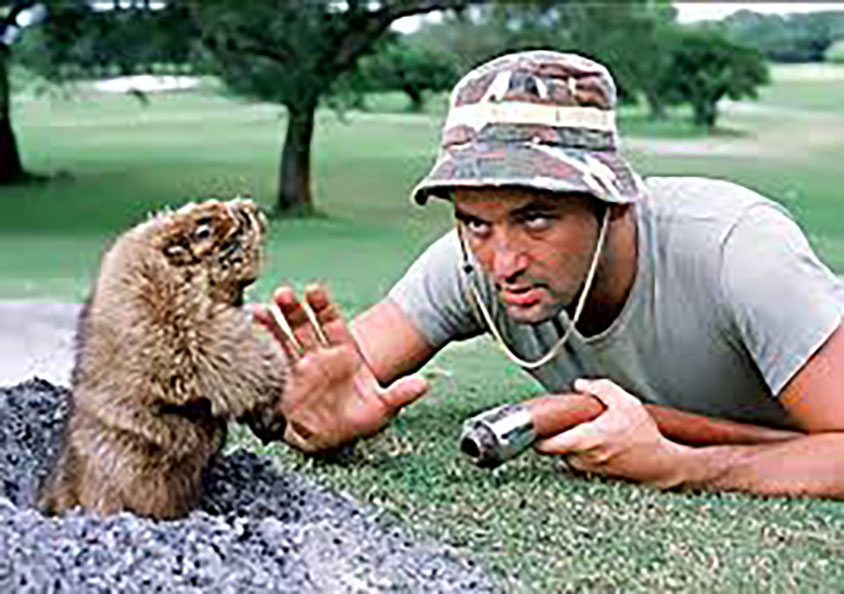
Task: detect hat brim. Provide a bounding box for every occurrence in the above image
[411,142,643,205]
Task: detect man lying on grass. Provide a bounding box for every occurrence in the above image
[254,51,844,498]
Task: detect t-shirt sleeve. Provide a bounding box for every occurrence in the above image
[719,202,843,396]
[387,230,485,349]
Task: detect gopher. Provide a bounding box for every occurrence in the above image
[39,198,286,519]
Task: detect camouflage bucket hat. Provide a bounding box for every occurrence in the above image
[411,50,644,205]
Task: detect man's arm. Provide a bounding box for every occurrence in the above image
[677,322,844,496]
[535,322,844,498]
[352,298,438,384]
[253,285,437,452]
[528,394,802,447]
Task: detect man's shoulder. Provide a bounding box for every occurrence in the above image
[643,176,777,218]
[641,176,790,246]
[636,176,795,294]
[416,229,461,267]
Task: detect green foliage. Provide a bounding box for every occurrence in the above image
[189,1,472,111]
[826,39,844,64]
[721,9,844,63]
[22,1,198,79]
[658,26,769,128]
[354,35,459,112]
[405,1,765,128]
[186,0,480,214]
[19,0,475,213]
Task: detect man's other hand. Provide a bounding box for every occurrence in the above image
[534,378,688,487]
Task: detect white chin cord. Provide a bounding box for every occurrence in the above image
[461,207,610,370]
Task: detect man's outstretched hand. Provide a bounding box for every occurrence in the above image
[251,284,428,453]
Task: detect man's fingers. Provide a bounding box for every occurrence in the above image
[270,300,306,353]
[574,378,639,409]
[273,286,324,351]
[283,422,318,453]
[379,374,429,412]
[252,304,283,342]
[251,304,301,360]
[304,284,355,346]
[301,301,329,346]
[534,421,601,455]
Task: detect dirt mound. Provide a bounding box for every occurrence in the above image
[0,378,495,593]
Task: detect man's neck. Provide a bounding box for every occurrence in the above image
[567,206,638,337]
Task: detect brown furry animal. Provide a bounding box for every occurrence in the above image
[39,198,286,519]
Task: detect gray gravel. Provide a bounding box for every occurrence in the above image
[0,378,496,593]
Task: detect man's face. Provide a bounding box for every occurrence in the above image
[454,187,602,325]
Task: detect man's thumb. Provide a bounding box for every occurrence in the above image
[381,374,429,410]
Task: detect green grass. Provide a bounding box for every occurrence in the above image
[234,339,844,591]
[618,103,736,139]
[757,63,844,112]
[4,64,844,591]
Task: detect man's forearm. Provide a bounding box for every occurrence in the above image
[675,433,844,498]
[530,394,803,446]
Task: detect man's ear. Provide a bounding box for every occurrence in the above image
[609,203,630,222]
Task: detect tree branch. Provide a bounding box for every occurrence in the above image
[331,0,483,74]
[1,0,38,37]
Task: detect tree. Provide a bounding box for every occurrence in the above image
[186,0,479,217]
[659,26,769,128]
[26,1,481,214]
[0,1,44,184]
[31,1,198,81]
[406,1,678,117]
[355,34,459,112]
[827,39,844,64]
[721,9,844,63]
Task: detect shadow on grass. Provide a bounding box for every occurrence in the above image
[0,169,64,187]
[268,205,333,221]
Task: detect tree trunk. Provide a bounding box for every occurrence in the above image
[692,99,718,130]
[276,100,317,216]
[643,89,666,121]
[0,46,25,185]
[403,85,425,113]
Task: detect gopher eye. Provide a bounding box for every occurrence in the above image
[195,217,213,240]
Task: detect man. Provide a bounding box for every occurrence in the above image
[254,51,844,497]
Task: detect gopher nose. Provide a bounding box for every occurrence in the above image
[228,199,265,236]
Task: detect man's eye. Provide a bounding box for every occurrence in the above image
[464,219,491,237]
[523,214,553,232]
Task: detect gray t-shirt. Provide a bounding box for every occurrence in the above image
[388,177,843,428]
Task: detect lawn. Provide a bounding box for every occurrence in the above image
[2,64,844,591]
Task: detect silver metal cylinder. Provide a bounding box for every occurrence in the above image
[459,403,537,468]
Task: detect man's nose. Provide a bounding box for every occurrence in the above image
[490,233,528,282]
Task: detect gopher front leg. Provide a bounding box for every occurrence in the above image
[198,309,286,420]
[80,395,208,461]
[38,446,82,516]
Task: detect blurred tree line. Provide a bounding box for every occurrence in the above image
[2,0,774,215]
[2,0,481,208]
[373,2,768,128]
[719,10,844,64]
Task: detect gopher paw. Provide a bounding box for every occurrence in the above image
[239,406,287,444]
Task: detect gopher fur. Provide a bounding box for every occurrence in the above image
[38,198,285,519]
